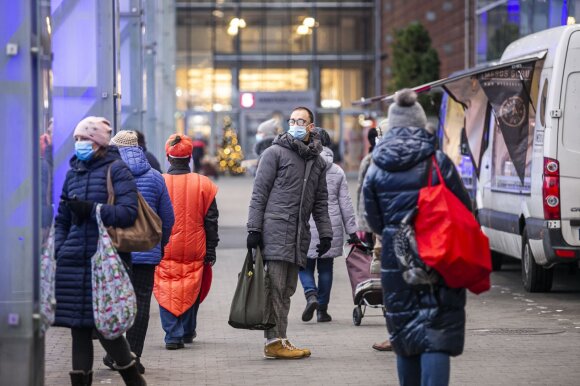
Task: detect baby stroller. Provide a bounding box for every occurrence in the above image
[344,242,384,326]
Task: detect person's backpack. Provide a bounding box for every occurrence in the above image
[393,208,441,287]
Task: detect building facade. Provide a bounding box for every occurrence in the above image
[175,0,381,171]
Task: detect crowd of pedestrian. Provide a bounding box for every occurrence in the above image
[50,88,472,386]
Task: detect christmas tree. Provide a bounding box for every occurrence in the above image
[217,117,245,175]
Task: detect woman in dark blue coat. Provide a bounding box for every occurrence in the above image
[363,90,472,386]
[54,117,146,385]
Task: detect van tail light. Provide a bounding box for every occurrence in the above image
[555,249,575,258]
[543,157,561,220]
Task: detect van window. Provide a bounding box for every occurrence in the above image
[540,78,548,127]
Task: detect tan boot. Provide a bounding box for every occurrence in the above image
[372,339,393,352]
[264,339,306,359]
[283,339,311,357]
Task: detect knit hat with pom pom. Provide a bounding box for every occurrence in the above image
[387,89,429,132]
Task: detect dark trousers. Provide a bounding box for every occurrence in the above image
[396,352,451,386]
[71,328,133,372]
[159,302,200,344]
[298,258,334,306]
[126,264,156,357]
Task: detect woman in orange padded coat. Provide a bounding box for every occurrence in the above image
[154,134,219,350]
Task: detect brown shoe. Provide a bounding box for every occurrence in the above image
[284,339,311,357]
[372,339,393,352]
[264,339,306,359]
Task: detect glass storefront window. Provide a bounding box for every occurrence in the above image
[239,68,309,91]
[316,9,373,53]
[476,0,579,63]
[239,9,313,53]
[176,68,232,112]
[320,68,364,109]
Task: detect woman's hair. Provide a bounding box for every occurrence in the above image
[93,146,108,160]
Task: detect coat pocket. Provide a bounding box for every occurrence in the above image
[263,212,292,245]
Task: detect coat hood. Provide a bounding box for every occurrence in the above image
[272,132,322,160]
[321,146,334,171]
[372,126,436,172]
[118,146,151,177]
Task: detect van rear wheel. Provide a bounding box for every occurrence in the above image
[521,230,553,292]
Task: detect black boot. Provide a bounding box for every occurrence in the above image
[69,370,93,386]
[317,305,332,322]
[302,292,319,322]
[115,360,147,386]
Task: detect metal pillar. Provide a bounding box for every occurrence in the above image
[151,0,176,163]
[120,0,144,130]
[0,1,51,384]
[51,0,120,209]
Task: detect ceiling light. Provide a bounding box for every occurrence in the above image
[568,16,576,25]
[238,18,247,28]
[227,25,239,36]
[321,99,341,109]
[303,17,316,28]
[297,25,310,35]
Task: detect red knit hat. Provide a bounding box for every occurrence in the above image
[165,134,193,158]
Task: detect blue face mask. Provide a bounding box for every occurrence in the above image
[288,125,307,141]
[255,133,264,142]
[75,140,95,161]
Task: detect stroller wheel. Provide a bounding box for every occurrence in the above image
[353,306,363,326]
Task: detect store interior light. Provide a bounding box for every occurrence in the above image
[297,24,310,35]
[303,17,316,28]
[227,25,238,36]
[228,17,247,36]
[568,16,576,25]
[321,99,342,109]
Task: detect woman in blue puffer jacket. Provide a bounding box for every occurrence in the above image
[363,90,472,386]
[102,130,175,374]
[54,117,146,385]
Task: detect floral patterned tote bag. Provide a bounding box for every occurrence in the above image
[40,223,56,333]
[92,204,137,340]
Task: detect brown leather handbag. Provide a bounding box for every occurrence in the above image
[106,163,162,252]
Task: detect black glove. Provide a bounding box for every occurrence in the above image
[247,231,262,250]
[66,198,94,225]
[347,233,362,245]
[316,237,332,257]
[205,249,216,266]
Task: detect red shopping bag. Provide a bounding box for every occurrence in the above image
[199,264,213,304]
[414,156,491,294]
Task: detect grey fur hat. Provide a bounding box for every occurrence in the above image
[387,89,428,131]
[256,118,279,138]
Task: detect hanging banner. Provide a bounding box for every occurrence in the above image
[477,61,536,182]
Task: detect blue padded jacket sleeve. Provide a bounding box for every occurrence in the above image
[99,161,139,228]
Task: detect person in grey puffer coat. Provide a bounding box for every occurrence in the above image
[364,89,471,386]
[300,129,359,323]
[247,106,332,359]
[102,130,175,375]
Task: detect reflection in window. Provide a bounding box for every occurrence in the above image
[321,68,363,109]
[239,68,308,91]
[176,68,232,112]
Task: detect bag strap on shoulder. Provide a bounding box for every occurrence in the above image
[106,161,118,205]
[427,155,445,188]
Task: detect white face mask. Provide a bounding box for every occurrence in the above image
[255,133,264,142]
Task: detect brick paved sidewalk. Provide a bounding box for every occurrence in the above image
[44,177,580,385]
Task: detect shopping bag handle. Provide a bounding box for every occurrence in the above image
[427,155,445,187]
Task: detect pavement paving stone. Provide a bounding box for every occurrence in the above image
[44,177,580,385]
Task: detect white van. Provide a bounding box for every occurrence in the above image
[356,25,580,292]
[476,25,580,292]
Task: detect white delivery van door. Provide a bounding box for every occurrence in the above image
[559,30,580,246]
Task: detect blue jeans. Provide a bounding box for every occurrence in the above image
[396,352,450,386]
[298,258,334,305]
[159,302,200,344]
